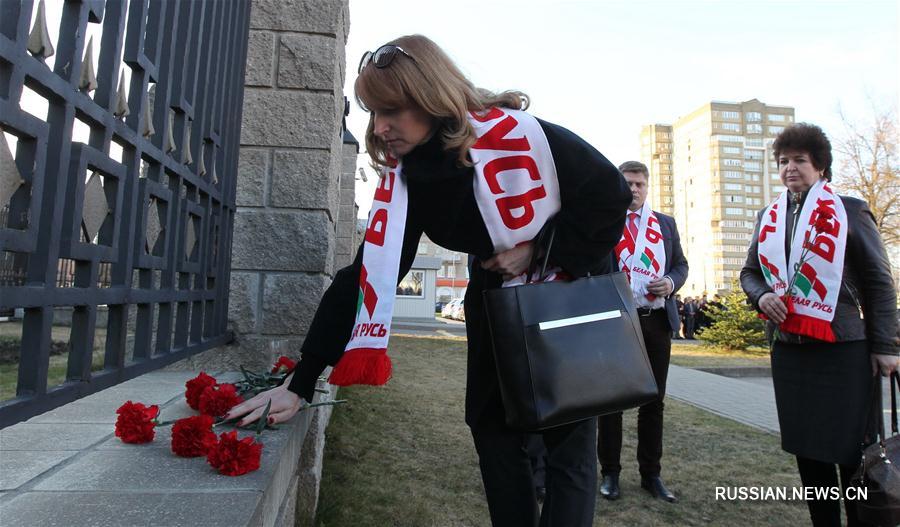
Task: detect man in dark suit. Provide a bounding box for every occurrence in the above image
[598,161,689,503]
[683,298,698,339]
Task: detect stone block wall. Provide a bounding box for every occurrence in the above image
[181,0,352,373]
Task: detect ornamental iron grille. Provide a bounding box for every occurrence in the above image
[0,0,250,426]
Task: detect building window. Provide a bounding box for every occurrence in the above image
[397,271,424,297]
[744,149,763,159]
[746,137,763,147]
[723,170,742,179]
[745,111,762,122]
[724,183,743,191]
[718,122,741,132]
[722,146,742,155]
[768,126,785,135]
[767,114,786,122]
[744,161,761,170]
[447,266,455,278]
[725,207,743,215]
[746,123,762,134]
[725,195,744,203]
[713,134,744,143]
[723,159,742,167]
[718,110,740,120]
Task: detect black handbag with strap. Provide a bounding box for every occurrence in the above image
[482,224,659,430]
[850,371,900,527]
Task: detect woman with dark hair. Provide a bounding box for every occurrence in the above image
[741,123,899,526]
[227,34,631,526]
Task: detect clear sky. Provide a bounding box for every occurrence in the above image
[346,0,899,217]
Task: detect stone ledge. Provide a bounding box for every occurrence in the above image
[0,370,336,527]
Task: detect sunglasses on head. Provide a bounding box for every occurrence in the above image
[358,44,416,74]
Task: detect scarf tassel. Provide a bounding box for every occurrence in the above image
[779,313,837,343]
[328,347,392,386]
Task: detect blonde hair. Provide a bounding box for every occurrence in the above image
[355,34,528,168]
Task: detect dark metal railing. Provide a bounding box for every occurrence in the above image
[0,0,250,426]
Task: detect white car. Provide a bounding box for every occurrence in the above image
[442,298,463,319]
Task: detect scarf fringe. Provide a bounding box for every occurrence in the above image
[779,314,837,342]
[328,347,392,386]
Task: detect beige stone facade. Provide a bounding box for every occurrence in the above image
[641,99,795,297]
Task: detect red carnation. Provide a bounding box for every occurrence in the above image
[198,383,243,417]
[813,207,834,233]
[171,415,218,457]
[115,401,159,444]
[206,430,263,476]
[185,372,218,410]
[270,355,296,374]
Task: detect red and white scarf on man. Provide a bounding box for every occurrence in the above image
[328,107,561,386]
[613,202,667,309]
[756,179,847,342]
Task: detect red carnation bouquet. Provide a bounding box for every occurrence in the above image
[115,356,344,476]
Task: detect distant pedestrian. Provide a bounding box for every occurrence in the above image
[682,298,698,339]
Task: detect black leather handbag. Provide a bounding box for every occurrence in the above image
[850,371,900,527]
[482,225,659,430]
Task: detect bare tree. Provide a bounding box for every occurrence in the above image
[833,104,900,251]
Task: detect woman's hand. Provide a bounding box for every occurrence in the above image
[481,242,535,281]
[225,374,304,426]
[758,292,788,324]
[871,353,900,377]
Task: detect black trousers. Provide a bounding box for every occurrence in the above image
[796,456,873,527]
[597,309,671,477]
[472,417,597,527]
[683,314,696,339]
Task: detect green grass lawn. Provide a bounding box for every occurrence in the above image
[314,336,807,526]
[670,341,770,369]
[0,321,107,400]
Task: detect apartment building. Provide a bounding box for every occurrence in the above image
[641,99,795,297]
[640,124,675,216]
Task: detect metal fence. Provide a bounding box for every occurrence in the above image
[0,0,250,426]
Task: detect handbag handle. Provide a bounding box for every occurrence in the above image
[525,221,556,283]
[891,371,899,436]
[866,371,900,454]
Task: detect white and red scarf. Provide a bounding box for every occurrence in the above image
[613,202,667,309]
[328,108,561,386]
[756,179,847,341]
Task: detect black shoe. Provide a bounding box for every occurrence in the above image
[641,476,677,502]
[599,473,620,500]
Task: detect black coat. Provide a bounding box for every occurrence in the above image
[288,118,632,426]
[741,194,898,355]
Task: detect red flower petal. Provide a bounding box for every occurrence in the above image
[185,372,218,410]
[115,400,157,444]
[198,384,243,417]
[171,415,217,457]
[206,430,263,476]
